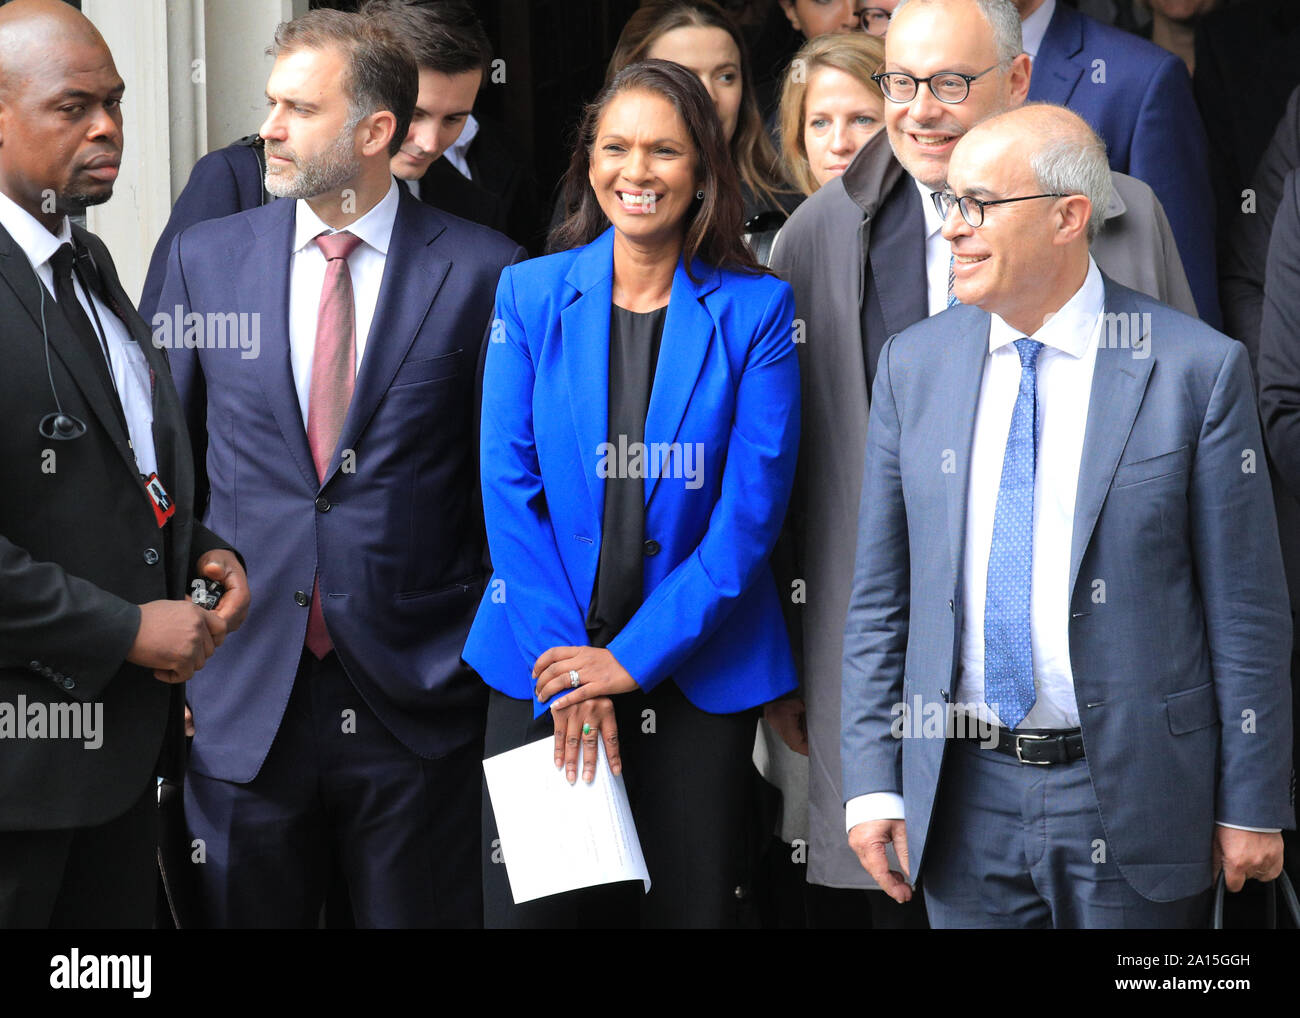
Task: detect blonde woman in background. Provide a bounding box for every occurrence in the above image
[778,31,886,196]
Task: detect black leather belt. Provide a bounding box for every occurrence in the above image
[973,726,1085,765]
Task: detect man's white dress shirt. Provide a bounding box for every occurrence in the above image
[288,177,399,424]
[0,189,157,478]
[1021,0,1057,63]
[915,177,953,317]
[444,113,479,181]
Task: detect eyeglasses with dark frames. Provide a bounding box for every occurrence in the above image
[871,64,1001,104]
[858,7,892,35]
[931,189,1071,228]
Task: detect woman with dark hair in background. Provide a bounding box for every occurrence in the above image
[467,58,800,928]
[596,0,799,259]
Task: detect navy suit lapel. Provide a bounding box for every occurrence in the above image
[643,257,719,507]
[942,310,991,577]
[245,199,317,490]
[1069,279,1154,596]
[0,223,137,480]
[324,188,450,489]
[561,229,614,529]
[1029,3,1085,107]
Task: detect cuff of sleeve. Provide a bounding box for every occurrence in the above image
[1215,822,1283,833]
[846,791,905,832]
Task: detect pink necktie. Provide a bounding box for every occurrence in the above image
[305,230,363,659]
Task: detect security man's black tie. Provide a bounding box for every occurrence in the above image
[49,242,128,433]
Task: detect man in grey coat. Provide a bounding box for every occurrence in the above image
[842,103,1292,927]
[769,0,1197,926]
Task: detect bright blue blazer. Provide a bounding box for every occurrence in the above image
[464,227,800,716]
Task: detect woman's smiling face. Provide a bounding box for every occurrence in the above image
[588,88,700,246]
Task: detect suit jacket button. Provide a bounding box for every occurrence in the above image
[315,496,331,513]
[29,660,40,672]
[948,599,954,612]
[643,539,660,556]
[143,548,159,565]
[294,590,309,607]
[60,676,75,690]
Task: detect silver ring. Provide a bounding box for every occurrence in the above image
[568,670,580,688]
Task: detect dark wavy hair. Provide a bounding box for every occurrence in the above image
[608,0,791,210]
[548,59,761,276]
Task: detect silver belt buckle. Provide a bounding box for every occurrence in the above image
[1014,732,1051,765]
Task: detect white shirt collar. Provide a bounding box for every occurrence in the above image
[443,113,479,179]
[0,188,73,273]
[1021,0,1057,61]
[292,176,400,257]
[988,256,1104,359]
[914,175,946,240]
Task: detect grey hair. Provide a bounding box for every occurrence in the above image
[1029,125,1113,241]
[893,0,1024,66]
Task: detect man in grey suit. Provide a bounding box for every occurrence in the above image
[841,103,1294,928]
[768,0,1196,926]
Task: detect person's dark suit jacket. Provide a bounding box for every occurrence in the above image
[138,136,515,321]
[0,220,236,832]
[1029,0,1221,326]
[461,116,543,254]
[419,156,505,236]
[159,185,523,782]
[1251,168,1300,847]
[138,139,270,324]
[1221,84,1300,366]
[1195,0,1300,260]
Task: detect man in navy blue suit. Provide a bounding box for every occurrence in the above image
[156,9,522,927]
[1018,0,1220,326]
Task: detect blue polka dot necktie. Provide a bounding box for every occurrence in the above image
[984,338,1044,730]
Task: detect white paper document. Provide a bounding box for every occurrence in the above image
[483,736,651,904]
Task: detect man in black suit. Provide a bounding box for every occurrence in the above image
[1194,0,1300,259]
[364,0,508,233]
[1252,164,1300,893]
[1221,83,1300,366]
[0,0,247,929]
[138,0,510,321]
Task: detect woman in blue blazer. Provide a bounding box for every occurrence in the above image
[465,59,800,927]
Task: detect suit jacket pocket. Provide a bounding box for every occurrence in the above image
[1165,681,1219,734]
[390,349,463,388]
[1112,444,1191,489]
[395,575,481,613]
